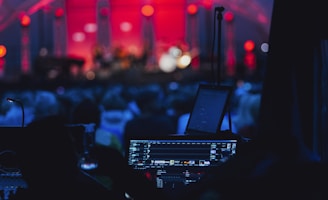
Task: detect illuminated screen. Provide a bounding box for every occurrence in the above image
[185,84,233,135]
[126,135,238,191]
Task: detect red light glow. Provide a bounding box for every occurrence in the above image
[187,4,198,15]
[244,52,256,70]
[55,8,64,18]
[141,5,154,17]
[224,11,234,22]
[0,45,7,58]
[244,40,255,52]
[203,0,212,10]
[145,172,152,180]
[20,15,31,27]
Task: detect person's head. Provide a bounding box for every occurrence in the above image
[100,90,128,112]
[33,90,60,121]
[135,84,165,114]
[71,98,100,126]
[233,92,261,138]
[17,116,79,188]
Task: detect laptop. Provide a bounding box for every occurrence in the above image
[125,134,238,198]
[184,83,233,135]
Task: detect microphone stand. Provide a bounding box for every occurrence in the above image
[215,6,225,86]
[214,7,234,134]
[6,98,25,127]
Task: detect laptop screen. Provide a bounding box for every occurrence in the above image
[185,84,233,135]
[125,135,238,194]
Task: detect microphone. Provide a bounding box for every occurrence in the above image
[6,98,25,128]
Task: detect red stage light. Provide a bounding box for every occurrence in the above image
[141,5,154,17]
[224,11,234,22]
[20,15,31,27]
[243,40,256,69]
[203,0,212,10]
[0,45,7,58]
[244,40,255,52]
[55,8,64,18]
[244,52,256,70]
[187,4,198,15]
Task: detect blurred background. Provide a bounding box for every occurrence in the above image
[2,2,328,200]
[0,0,273,87]
[0,0,274,154]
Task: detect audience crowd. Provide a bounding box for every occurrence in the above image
[0,80,262,150]
[0,80,278,200]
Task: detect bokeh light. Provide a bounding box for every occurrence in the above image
[159,53,176,73]
[120,22,132,32]
[55,8,64,18]
[141,5,154,17]
[244,40,255,52]
[187,4,198,15]
[20,14,31,27]
[0,45,7,58]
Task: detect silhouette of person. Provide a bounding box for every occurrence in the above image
[12,115,122,200]
[232,92,261,139]
[95,89,134,153]
[123,84,175,143]
[178,134,326,200]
